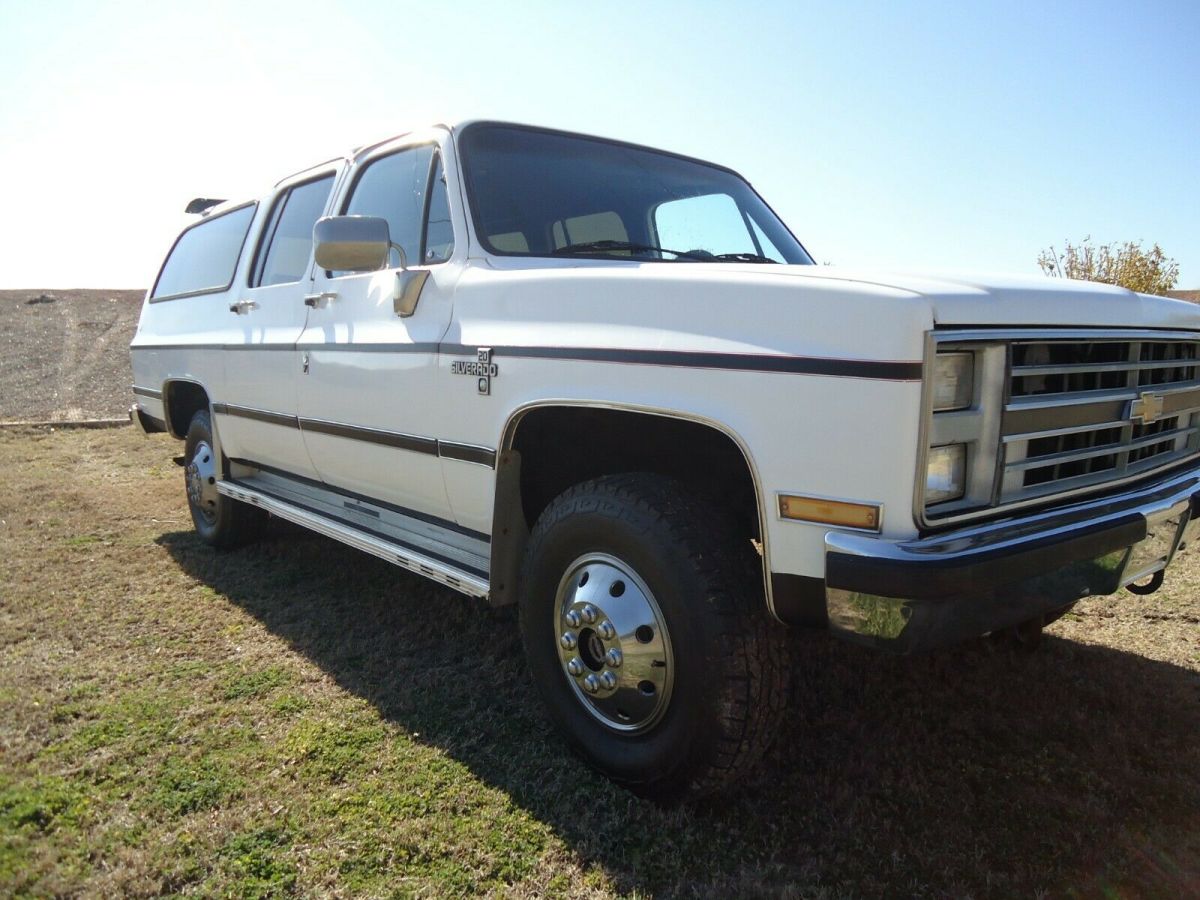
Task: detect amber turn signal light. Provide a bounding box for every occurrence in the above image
[778,494,881,531]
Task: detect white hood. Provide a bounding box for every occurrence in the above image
[778,266,1200,331]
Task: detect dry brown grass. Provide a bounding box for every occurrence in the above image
[1,425,1198,897]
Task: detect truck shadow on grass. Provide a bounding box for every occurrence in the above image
[159,524,1200,897]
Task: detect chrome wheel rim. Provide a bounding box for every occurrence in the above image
[186,439,219,525]
[554,553,674,732]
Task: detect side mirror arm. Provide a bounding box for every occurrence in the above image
[388,242,408,271]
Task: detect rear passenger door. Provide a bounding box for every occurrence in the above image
[296,135,459,518]
[217,168,340,479]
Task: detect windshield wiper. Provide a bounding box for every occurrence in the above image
[550,240,706,260]
[549,241,779,264]
[710,252,779,264]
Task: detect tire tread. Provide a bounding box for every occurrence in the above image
[521,472,788,796]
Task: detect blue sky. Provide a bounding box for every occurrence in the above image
[1,0,1196,288]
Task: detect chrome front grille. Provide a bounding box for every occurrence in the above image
[1010,339,1200,398]
[1000,338,1200,503]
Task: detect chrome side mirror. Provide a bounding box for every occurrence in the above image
[313,216,392,271]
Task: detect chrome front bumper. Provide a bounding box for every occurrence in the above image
[824,465,1200,652]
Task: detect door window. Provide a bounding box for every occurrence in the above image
[251,175,335,287]
[344,145,429,268]
[341,145,455,269]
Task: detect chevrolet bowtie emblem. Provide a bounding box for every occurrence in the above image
[1129,391,1166,426]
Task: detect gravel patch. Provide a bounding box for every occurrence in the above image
[0,289,144,422]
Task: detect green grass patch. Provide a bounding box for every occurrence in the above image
[62,533,101,546]
[0,776,89,833]
[218,826,297,899]
[166,659,214,681]
[284,714,387,783]
[50,690,180,757]
[270,693,310,717]
[221,665,291,701]
[149,756,241,816]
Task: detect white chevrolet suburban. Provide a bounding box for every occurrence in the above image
[131,121,1200,796]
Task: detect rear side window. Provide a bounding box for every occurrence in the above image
[151,204,256,300]
[251,175,335,287]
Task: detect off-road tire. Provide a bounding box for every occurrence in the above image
[183,409,267,548]
[518,473,788,798]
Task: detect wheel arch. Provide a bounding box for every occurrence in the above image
[488,399,776,617]
[161,378,212,440]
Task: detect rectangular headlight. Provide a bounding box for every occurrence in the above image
[933,352,974,411]
[926,444,967,504]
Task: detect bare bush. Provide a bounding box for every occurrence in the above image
[1038,237,1179,296]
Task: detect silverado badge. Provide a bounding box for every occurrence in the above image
[451,348,499,395]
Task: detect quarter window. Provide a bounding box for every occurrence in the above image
[252,175,335,287]
[423,155,454,263]
[151,204,256,300]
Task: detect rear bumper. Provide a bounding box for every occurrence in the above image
[823,465,1200,652]
[129,403,167,435]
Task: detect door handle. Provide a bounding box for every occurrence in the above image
[303,292,339,309]
[229,299,258,315]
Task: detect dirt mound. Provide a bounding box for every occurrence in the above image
[0,289,144,422]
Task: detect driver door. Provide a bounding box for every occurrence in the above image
[296,136,459,518]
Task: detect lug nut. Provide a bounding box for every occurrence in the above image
[599,671,618,691]
[605,648,623,668]
[583,673,601,694]
[566,658,584,677]
[581,604,598,624]
[598,620,616,640]
[560,632,577,650]
[565,610,581,628]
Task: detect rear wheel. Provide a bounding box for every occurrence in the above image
[184,409,266,548]
[518,473,788,797]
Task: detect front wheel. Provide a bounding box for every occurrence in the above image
[183,409,266,548]
[518,473,788,797]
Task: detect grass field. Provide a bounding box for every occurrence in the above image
[1,426,1198,897]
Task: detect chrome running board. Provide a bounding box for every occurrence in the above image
[217,479,490,599]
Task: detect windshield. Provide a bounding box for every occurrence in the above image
[458,124,813,264]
